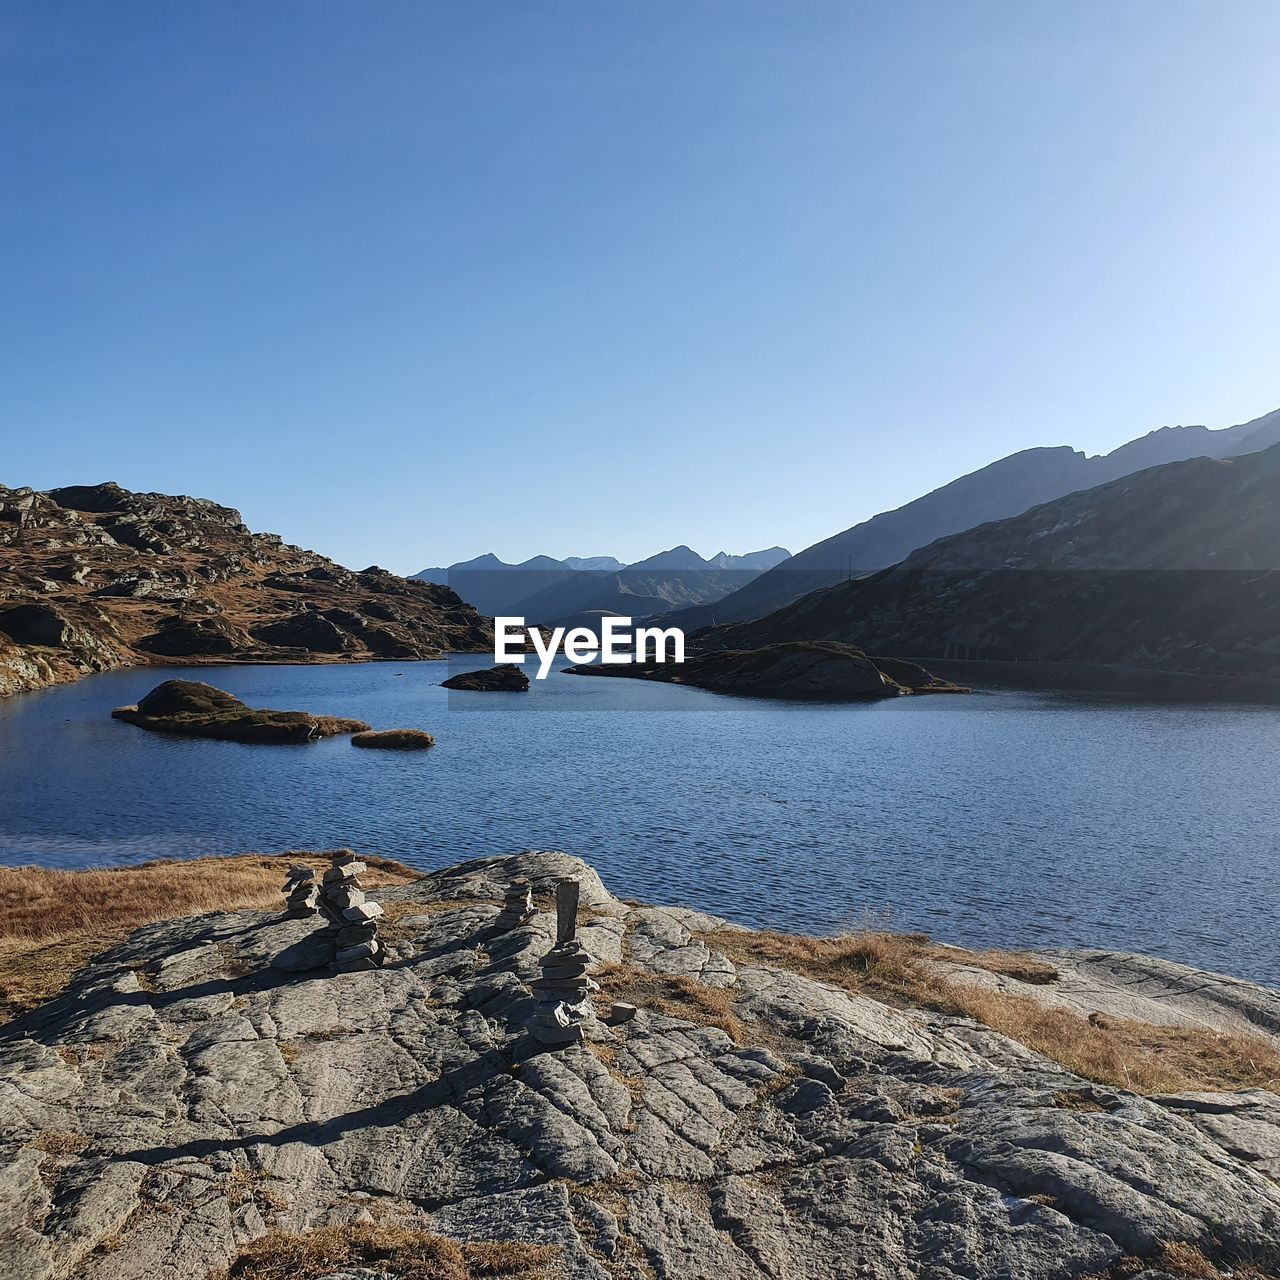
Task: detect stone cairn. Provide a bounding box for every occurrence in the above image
[526,878,598,1045]
[281,864,319,916]
[318,852,386,972]
[492,879,535,931]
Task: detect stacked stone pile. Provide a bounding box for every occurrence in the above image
[318,851,385,972]
[526,878,599,1045]
[492,879,535,930]
[281,864,318,916]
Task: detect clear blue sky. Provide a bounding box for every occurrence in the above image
[2,2,1278,573]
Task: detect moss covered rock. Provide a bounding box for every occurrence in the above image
[112,679,369,744]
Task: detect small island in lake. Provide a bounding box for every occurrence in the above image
[112,678,370,744]
[351,728,437,750]
[567,641,968,699]
[441,663,532,692]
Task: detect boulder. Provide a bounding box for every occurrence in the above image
[45,482,133,513]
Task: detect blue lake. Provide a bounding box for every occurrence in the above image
[1,659,1278,985]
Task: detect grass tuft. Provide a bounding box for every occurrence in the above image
[23,1130,90,1158]
[598,963,744,1043]
[218,1223,558,1280]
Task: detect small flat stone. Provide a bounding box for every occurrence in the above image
[326,886,365,910]
[335,940,380,964]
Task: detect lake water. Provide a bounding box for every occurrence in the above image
[1,660,1278,985]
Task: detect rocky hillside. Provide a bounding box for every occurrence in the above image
[699,445,1280,681]
[663,404,1280,631]
[0,481,493,697]
[3,850,1280,1280]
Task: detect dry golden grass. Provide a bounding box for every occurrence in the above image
[218,1224,558,1280]
[598,962,744,1043]
[0,850,419,1022]
[948,983,1280,1095]
[224,1165,287,1213]
[702,927,1280,1096]
[23,1130,90,1158]
[1089,1240,1280,1280]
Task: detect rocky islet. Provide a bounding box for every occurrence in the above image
[441,663,532,692]
[111,679,371,744]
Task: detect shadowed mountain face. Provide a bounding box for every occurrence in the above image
[411,553,581,618]
[698,444,1280,680]
[413,545,792,624]
[663,406,1280,631]
[0,481,493,697]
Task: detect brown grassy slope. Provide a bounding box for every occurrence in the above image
[0,852,419,1021]
[704,927,1280,1095]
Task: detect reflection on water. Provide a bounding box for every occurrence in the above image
[1,659,1278,985]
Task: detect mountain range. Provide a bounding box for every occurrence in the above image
[698,442,1280,680]
[412,545,791,623]
[660,406,1280,632]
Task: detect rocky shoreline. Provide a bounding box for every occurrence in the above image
[2,851,1279,1280]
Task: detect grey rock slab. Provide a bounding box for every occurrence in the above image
[1152,1088,1280,1178]
[5,849,1280,1280]
[625,907,738,986]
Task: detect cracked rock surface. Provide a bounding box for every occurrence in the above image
[2,851,1279,1279]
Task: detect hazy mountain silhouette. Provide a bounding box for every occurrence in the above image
[662,406,1280,631]
[699,441,1280,681]
[413,545,791,620]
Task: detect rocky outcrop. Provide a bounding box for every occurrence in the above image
[111,679,370,744]
[567,642,967,700]
[441,664,531,692]
[135,615,252,657]
[3,851,1279,1280]
[0,481,493,697]
[249,611,360,654]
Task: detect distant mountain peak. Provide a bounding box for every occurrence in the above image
[563,555,626,572]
